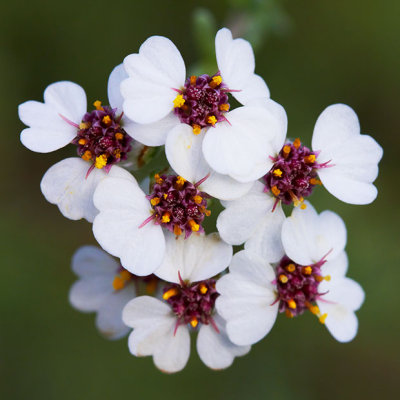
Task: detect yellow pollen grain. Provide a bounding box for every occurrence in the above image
[163,193,168,199]
[79,122,90,130]
[193,195,203,204]
[285,309,294,318]
[188,220,200,232]
[173,94,185,108]
[112,276,125,291]
[81,150,92,161]
[207,115,217,126]
[93,100,103,110]
[199,283,208,294]
[319,313,328,324]
[310,305,320,315]
[161,213,171,223]
[190,317,198,328]
[300,203,307,210]
[190,75,197,85]
[78,138,87,145]
[279,274,288,284]
[293,138,301,149]
[310,178,322,185]
[114,149,121,159]
[150,197,160,206]
[210,75,222,87]
[163,288,179,300]
[174,225,182,236]
[287,299,297,309]
[273,169,283,177]
[304,154,316,164]
[115,132,124,140]
[219,103,230,112]
[271,186,281,196]
[95,154,108,169]
[102,115,112,125]
[192,124,201,135]
[286,263,296,273]
[303,266,312,275]
[283,145,291,156]
[154,174,163,184]
[324,275,331,281]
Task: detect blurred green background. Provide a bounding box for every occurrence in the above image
[1,0,398,399]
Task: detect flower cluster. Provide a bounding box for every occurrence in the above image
[19,27,383,373]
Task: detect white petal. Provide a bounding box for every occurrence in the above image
[320,251,348,281]
[96,284,136,340]
[231,74,270,105]
[281,202,347,266]
[312,104,383,204]
[122,36,186,124]
[217,181,275,245]
[127,112,179,146]
[40,158,133,222]
[196,315,250,370]
[72,245,119,277]
[202,106,277,182]
[123,296,190,373]
[165,123,253,200]
[155,232,232,284]
[244,203,285,263]
[19,100,77,153]
[69,276,113,312]
[216,251,278,346]
[107,64,128,111]
[93,177,165,275]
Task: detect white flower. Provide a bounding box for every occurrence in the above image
[18,65,136,222]
[121,27,283,183]
[122,233,250,373]
[216,202,365,346]
[69,245,136,340]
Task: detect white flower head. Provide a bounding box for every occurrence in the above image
[122,233,250,373]
[216,202,365,346]
[18,65,137,221]
[121,27,284,184]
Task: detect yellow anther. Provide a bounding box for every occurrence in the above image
[300,203,307,210]
[175,176,186,189]
[324,275,331,282]
[192,124,201,135]
[271,186,281,196]
[190,317,198,328]
[95,154,108,169]
[163,193,168,199]
[310,178,322,186]
[314,275,324,282]
[163,288,179,300]
[190,75,197,85]
[287,299,297,310]
[303,266,312,275]
[210,75,222,88]
[207,115,217,126]
[219,103,230,112]
[188,220,200,232]
[114,149,121,159]
[199,283,208,294]
[204,209,211,216]
[150,197,160,206]
[319,313,328,324]
[102,115,112,125]
[173,225,182,236]
[120,269,132,282]
[285,309,294,318]
[79,122,90,130]
[173,94,185,108]
[279,274,288,284]
[115,132,124,140]
[112,276,125,291]
[283,145,291,156]
[286,263,296,273]
[81,150,92,161]
[193,195,203,204]
[309,305,320,315]
[78,138,87,145]
[93,100,103,110]
[154,174,163,184]
[273,169,283,177]
[161,213,171,223]
[293,138,301,149]
[304,154,316,164]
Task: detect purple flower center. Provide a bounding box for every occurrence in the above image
[263,138,329,208]
[146,174,210,238]
[72,101,132,171]
[173,74,230,133]
[274,255,330,322]
[162,276,219,330]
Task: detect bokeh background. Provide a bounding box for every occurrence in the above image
[1,0,398,399]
